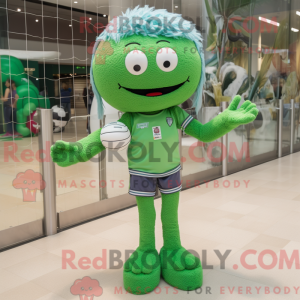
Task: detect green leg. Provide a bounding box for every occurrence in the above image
[160,191,203,291]
[123,196,160,295]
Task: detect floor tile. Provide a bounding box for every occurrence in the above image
[0,269,28,294]
[205,227,259,248]
[217,248,300,290]
[0,244,45,269]
[179,219,222,239]
[0,282,49,300]
[228,216,272,233]
[28,229,93,252]
[5,253,62,281]
[75,217,127,235]
[217,201,259,215]
[251,234,290,248]
[96,223,140,248]
[263,222,300,242]
[36,293,66,300]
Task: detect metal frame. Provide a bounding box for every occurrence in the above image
[277,99,296,158]
[38,108,57,236]
[228,150,278,174]
[290,99,295,154]
[99,116,108,200]
[220,102,229,176]
[0,57,4,134]
[0,220,43,251]
[277,99,283,158]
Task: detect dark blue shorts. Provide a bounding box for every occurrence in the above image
[129,170,182,197]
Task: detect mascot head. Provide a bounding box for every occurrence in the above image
[90,6,205,118]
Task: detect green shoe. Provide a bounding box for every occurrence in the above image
[123,247,161,295]
[160,246,203,291]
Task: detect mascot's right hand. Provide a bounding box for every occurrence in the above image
[51,140,81,167]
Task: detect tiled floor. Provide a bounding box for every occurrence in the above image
[1,152,300,299]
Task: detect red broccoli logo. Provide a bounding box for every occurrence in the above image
[71,276,103,300]
[13,169,46,202]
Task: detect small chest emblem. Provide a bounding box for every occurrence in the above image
[137,122,149,129]
[166,117,173,127]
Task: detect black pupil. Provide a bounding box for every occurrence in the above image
[163,61,171,68]
[133,65,141,72]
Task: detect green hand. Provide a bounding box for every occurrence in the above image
[184,95,259,143]
[51,140,84,167]
[222,96,259,130]
[50,129,105,168]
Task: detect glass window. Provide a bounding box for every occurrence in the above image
[1,0,300,237]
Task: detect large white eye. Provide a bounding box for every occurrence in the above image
[156,47,178,72]
[125,50,148,75]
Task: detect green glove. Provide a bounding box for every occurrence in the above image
[185,96,259,143]
[219,96,259,131]
[51,129,105,167]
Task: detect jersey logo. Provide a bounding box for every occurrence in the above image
[166,117,173,127]
[152,126,162,140]
[137,122,149,129]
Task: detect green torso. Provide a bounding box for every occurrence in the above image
[128,109,180,174]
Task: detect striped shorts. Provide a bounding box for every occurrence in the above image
[129,169,182,197]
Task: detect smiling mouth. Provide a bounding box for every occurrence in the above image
[118,77,190,97]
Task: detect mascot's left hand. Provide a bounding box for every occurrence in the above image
[222,95,259,130]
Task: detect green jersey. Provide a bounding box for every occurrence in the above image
[119,106,193,176]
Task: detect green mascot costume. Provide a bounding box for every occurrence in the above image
[51,6,258,294]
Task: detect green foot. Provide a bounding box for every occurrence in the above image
[160,246,203,291]
[123,247,161,295]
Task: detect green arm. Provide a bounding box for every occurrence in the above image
[184,96,258,143]
[51,112,132,168]
[51,128,105,167]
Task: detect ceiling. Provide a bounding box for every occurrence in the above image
[6,0,174,17]
[42,0,110,15]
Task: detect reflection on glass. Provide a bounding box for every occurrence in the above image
[0,55,45,230]
[200,0,300,167]
[54,71,103,212]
